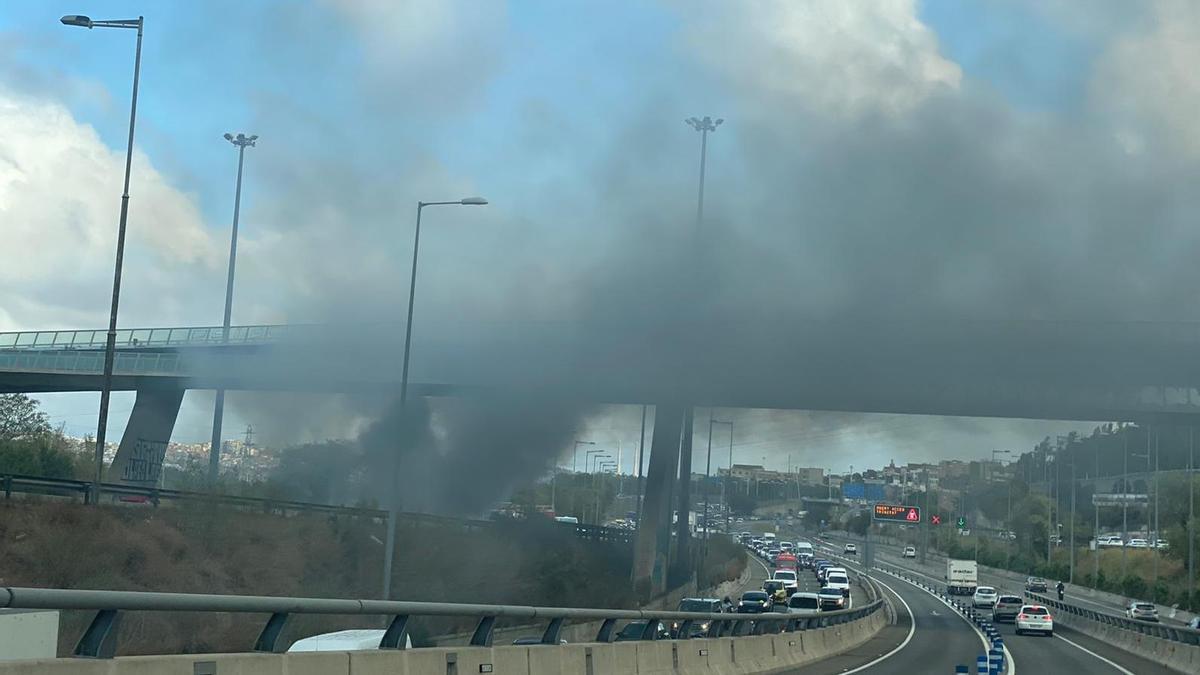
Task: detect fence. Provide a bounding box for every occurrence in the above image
[1025,591,1200,645]
[0,586,884,659]
[0,473,629,543]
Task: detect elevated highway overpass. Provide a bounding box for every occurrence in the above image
[8,318,1200,596]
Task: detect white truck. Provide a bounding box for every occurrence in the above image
[945,559,978,595]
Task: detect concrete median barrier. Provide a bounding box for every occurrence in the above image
[0,602,889,675]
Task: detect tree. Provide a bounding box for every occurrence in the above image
[0,393,51,441]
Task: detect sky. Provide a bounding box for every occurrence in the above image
[3,1,1199,477]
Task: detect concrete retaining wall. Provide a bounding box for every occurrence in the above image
[0,610,58,662]
[0,607,888,675]
[1049,608,1200,674]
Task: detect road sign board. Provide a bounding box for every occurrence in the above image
[931,514,942,525]
[956,516,967,529]
[873,503,921,523]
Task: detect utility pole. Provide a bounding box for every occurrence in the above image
[921,469,930,565]
[635,406,647,524]
[1122,429,1129,579]
[1153,429,1160,593]
[1190,427,1196,602]
[1070,459,1076,584]
[1094,432,1101,588]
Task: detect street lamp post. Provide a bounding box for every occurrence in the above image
[573,440,596,473]
[711,419,733,534]
[61,14,145,504]
[382,196,488,600]
[207,132,258,487]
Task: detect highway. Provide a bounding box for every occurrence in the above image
[810,532,1175,673]
[844,532,1195,628]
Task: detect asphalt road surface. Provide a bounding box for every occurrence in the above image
[812,533,1175,674]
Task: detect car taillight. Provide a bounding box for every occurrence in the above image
[1045,615,1052,620]
[1017,614,1028,620]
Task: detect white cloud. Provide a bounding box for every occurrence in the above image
[1091,0,1200,155]
[0,89,220,330]
[680,0,961,119]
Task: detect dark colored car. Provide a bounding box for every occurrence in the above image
[738,591,772,613]
[672,599,722,638]
[1025,577,1048,593]
[992,595,1024,623]
[615,620,669,641]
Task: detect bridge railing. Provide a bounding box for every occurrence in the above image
[0,349,185,375]
[0,324,294,351]
[0,586,883,659]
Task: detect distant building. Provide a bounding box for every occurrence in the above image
[718,464,825,486]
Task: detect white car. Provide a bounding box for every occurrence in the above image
[773,569,799,591]
[787,592,821,616]
[1125,601,1159,622]
[823,571,852,598]
[902,546,917,558]
[843,543,858,555]
[1128,538,1149,549]
[288,629,411,652]
[972,586,998,608]
[1015,605,1053,636]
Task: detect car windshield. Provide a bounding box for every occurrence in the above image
[789,596,819,609]
[819,589,842,597]
[977,587,995,594]
[743,592,768,601]
[826,574,848,584]
[678,600,718,612]
[774,572,796,580]
[999,596,1022,603]
[1022,607,1049,616]
[1135,603,1156,610]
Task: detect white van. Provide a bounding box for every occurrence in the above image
[288,629,412,652]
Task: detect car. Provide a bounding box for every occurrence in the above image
[288,629,411,652]
[738,591,773,613]
[817,587,846,610]
[786,592,821,616]
[672,598,722,638]
[1128,538,1149,549]
[992,594,1024,623]
[772,569,799,591]
[843,543,858,555]
[1125,601,1159,622]
[1015,605,1053,636]
[1025,577,1048,593]
[902,546,917,558]
[512,637,568,645]
[616,620,670,641]
[972,586,998,608]
[780,541,795,552]
[823,570,851,598]
[762,580,789,603]
[1153,539,1169,550]
[798,552,814,569]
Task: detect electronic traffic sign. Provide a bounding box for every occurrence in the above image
[930,514,942,525]
[872,503,921,523]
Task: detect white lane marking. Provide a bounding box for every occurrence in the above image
[876,566,1017,675]
[1053,634,1136,675]
[874,554,1145,674]
[838,575,917,675]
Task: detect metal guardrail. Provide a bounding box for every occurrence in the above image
[1,473,630,544]
[0,324,294,350]
[0,586,883,659]
[1025,592,1200,646]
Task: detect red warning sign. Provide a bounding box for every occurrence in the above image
[931,514,942,525]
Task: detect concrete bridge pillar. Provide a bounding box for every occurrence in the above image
[107,388,184,487]
[632,402,684,596]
